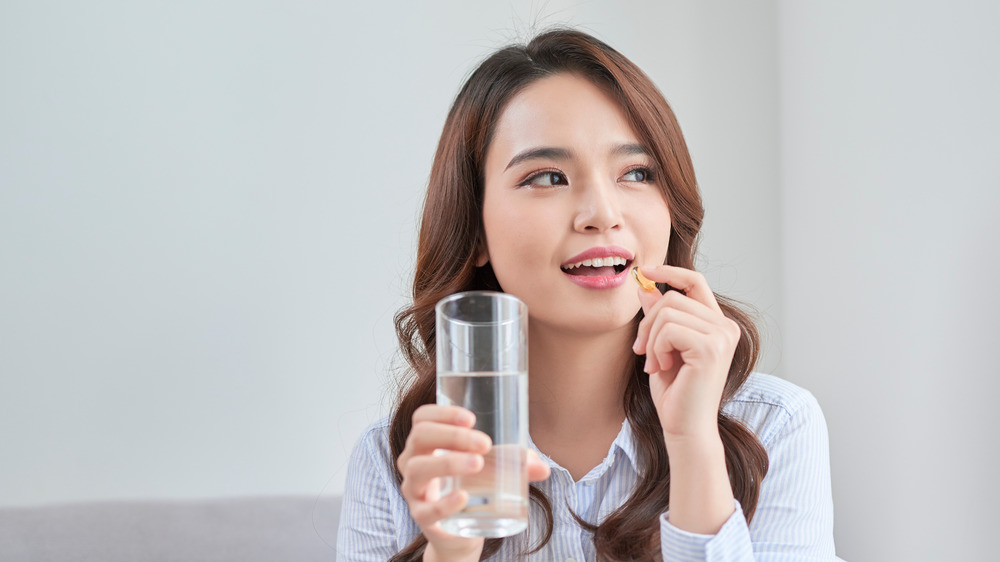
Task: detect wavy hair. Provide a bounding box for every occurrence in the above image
[388,27,768,561]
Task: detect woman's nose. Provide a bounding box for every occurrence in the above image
[573,180,623,232]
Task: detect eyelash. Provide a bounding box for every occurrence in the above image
[624,166,655,183]
[517,166,656,188]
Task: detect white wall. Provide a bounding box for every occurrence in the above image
[779,1,1000,560]
[0,0,780,509]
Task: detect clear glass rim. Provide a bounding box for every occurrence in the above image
[435,291,526,326]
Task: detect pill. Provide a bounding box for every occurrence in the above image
[631,267,657,292]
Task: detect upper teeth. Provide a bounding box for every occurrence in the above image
[563,256,629,269]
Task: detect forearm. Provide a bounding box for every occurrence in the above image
[665,432,736,534]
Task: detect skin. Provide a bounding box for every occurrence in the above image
[396,72,742,561]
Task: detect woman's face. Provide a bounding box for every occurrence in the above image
[481,72,672,336]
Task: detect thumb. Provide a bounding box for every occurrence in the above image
[526,450,551,482]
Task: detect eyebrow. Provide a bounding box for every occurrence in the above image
[504,143,650,171]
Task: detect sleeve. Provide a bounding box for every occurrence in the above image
[657,392,845,561]
[336,425,407,562]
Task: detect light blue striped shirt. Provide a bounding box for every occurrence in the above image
[337,373,843,560]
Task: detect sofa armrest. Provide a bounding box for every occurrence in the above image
[0,495,342,562]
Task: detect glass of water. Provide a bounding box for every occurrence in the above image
[435,291,529,538]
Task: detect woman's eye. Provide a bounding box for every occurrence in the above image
[523,171,567,187]
[623,167,654,182]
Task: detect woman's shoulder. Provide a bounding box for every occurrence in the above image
[356,416,392,446]
[348,416,394,466]
[728,372,819,411]
[723,372,826,448]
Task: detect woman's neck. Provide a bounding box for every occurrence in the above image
[526,319,635,477]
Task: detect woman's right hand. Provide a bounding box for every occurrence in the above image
[396,404,492,561]
[397,404,552,562]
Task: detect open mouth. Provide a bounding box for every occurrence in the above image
[560,256,631,277]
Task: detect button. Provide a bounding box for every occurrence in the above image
[564,558,577,562]
[583,479,595,486]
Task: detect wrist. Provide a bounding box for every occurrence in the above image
[665,435,726,479]
[665,434,726,480]
[664,431,734,534]
[662,427,723,455]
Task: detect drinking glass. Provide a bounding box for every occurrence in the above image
[435,291,529,538]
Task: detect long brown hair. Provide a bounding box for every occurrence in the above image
[388,27,768,561]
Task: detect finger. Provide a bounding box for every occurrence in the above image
[647,302,717,347]
[410,490,470,530]
[643,352,658,374]
[653,290,723,322]
[642,326,668,372]
[413,404,476,427]
[526,450,551,482]
[633,287,663,355]
[400,452,484,501]
[639,265,723,314]
[405,422,493,456]
[651,323,700,374]
[644,328,673,374]
[651,319,736,375]
[648,349,680,385]
[646,303,713,375]
[636,291,718,356]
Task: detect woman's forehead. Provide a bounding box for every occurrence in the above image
[486,73,643,169]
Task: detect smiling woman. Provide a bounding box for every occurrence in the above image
[337,27,842,562]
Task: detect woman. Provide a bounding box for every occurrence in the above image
[338,28,840,561]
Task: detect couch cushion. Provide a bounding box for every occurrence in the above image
[0,495,342,562]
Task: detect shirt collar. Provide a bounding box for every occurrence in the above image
[527,417,642,478]
[612,417,641,471]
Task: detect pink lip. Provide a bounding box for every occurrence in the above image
[561,245,634,266]
[562,267,630,289]
[560,245,634,290]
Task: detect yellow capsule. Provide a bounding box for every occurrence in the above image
[631,266,657,292]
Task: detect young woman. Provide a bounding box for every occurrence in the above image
[338,28,841,561]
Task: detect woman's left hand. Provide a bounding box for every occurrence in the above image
[631,265,741,444]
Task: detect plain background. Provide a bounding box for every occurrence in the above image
[1,1,997,560]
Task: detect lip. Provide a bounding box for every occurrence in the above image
[562,266,630,289]
[561,245,634,267]
[560,245,634,290]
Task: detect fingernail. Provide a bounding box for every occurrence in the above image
[643,359,653,374]
[457,410,475,425]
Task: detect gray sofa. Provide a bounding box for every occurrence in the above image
[0,495,343,561]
